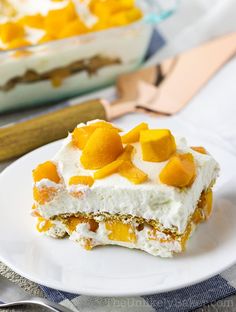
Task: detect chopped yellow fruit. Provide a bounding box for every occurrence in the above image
[65,216,87,232]
[32,161,60,183]
[121,122,148,144]
[44,2,77,37]
[69,175,94,187]
[94,159,124,179]
[72,121,121,150]
[81,128,123,169]
[72,126,95,149]
[119,161,148,184]
[33,186,57,205]
[140,129,176,162]
[7,38,30,49]
[159,153,196,187]
[109,12,128,27]
[0,22,25,43]
[105,221,136,243]
[59,19,88,38]
[117,144,135,161]
[36,217,53,233]
[125,7,143,22]
[191,146,207,154]
[19,14,44,29]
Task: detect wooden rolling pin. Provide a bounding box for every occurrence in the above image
[0,99,106,161]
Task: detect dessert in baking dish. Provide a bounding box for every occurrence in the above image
[0,0,153,112]
[32,120,220,257]
[0,0,143,50]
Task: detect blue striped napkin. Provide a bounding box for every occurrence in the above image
[40,268,236,311]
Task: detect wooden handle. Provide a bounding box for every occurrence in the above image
[0,99,106,161]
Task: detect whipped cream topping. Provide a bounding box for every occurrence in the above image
[37,126,220,234]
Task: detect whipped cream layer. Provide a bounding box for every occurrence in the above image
[37,130,220,234]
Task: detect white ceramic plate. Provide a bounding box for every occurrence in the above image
[0,133,236,297]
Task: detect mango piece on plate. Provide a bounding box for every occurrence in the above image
[94,159,124,179]
[159,153,196,187]
[0,22,25,43]
[121,122,148,144]
[72,121,120,150]
[191,146,207,154]
[105,221,136,243]
[80,128,123,169]
[72,126,95,150]
[69,175,94,187]
[32,161,60,183]
[140,129,176,162]
[119,161,148,184]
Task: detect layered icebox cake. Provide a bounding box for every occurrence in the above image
[0,0,154,112]
[32,120,220,257]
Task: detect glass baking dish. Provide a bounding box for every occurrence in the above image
[0,0,177,113]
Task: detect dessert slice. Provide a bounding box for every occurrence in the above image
[32,120,219,257]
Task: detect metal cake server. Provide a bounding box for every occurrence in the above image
[0,275,73,312]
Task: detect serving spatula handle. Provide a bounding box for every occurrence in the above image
[0,99,106,162]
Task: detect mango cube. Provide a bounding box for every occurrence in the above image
[44,3,77,36]
[32,161,60,183]
[159,153,196,187]
[80,128,123,169]
[140,129,176,162]
[105,221,136,243]
[119,161,148,184]
[121,122,148,144]
[72,121,121,150]
[72,126,95,150]
[69,175,94,187]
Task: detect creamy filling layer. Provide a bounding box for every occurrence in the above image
[36,188,212,257]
